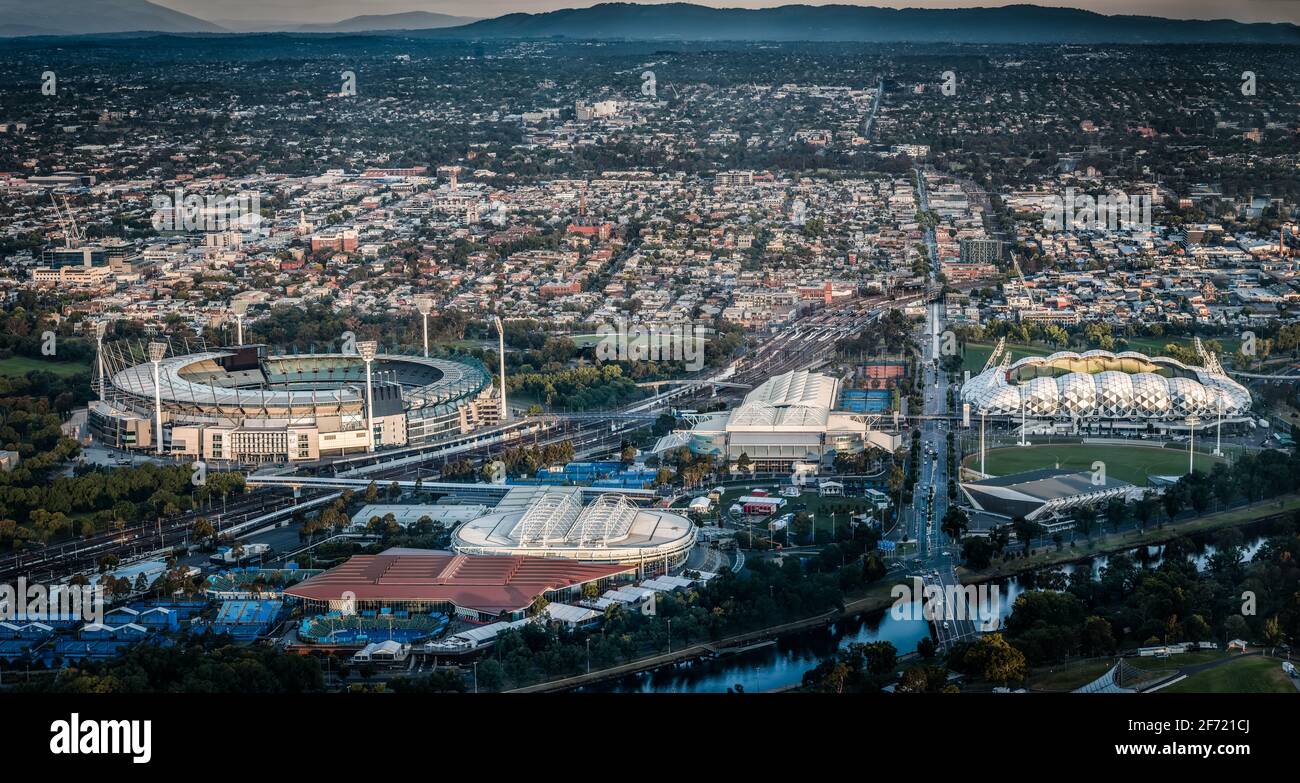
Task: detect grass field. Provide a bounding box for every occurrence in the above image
[1025,660,1115,692]
[964,443,1224,484]
[0,356,89,378]
[1161,655,1296,694]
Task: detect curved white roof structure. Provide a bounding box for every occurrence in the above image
[726,370,837,430]
[961,349,1251,420]
[453,486,696,567]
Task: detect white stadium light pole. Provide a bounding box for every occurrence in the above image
[1214,397,1223,457]
[415,297,433,358]
[1186,415,1201,475]
[979,408,987,475]
[231,299,248,346]
[358,340,378,452]
[494,316,509,423]
[94,321,108,401]
[148,341,168,455]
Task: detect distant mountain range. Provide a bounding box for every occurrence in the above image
[2,2,1298,43]
[0,0,223,36]
[431,3,1300,44]
[290,11,479,33]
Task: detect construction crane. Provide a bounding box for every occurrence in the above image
[1010,251,1035,305]
[49,193,84,248]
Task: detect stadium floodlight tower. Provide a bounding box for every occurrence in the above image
[1185,415,1202,475]
[357,340,378,452]
[231,299,248,345]
[493,316,509,423]
[148,341,168,455]
[94,321,108,401]
[415,296,434,358]
[978,407,987,475]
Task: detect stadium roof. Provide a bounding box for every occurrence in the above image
[452,486,694,555]
[285,548,636,615]
[108,350,487,410]
[960,468,1134,521]
[727,370,838,430]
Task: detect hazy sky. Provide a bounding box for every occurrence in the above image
[153,0,1300,26]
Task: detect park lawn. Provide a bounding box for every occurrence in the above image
[962,342,1057,374]
[1161,656,1297,694]
[1025,659,1115,692]
[964,443,1224,484]
[0,355,89,378]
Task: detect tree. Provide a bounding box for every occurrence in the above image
[1104,497,1127,534]
[191,516,215,544]
[1263,616,1284,656]
[1012,516,1043,552]
[940,506,968,542]
[1082,615,1116,656]
[964,633,1026,686]
[1161,485,1185,526]
[1074,506,1098,540]
[735,453,752,474]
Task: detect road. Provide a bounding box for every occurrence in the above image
[907,165,981,650]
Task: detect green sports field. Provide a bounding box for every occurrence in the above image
[0,356,89,379]
[963,443,1224,484]
[1161,655,1297,694]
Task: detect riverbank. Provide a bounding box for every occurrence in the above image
[506,581,901,693]
[958,494,1300,584]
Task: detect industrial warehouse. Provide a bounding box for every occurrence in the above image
[656,369,902,471]
[88,338,499,463]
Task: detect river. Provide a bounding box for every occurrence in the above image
[583,532,1268,693]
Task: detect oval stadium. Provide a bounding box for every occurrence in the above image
[89,340,499,464]
[961,345,1251,432]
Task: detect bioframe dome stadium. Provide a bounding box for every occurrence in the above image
[961,341,1251,432]
[89,340,498,464]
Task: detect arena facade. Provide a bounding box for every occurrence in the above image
[961,340,1251,433]
[451,486,697,576]
[89,340,498,464]
[654,369,903,471]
